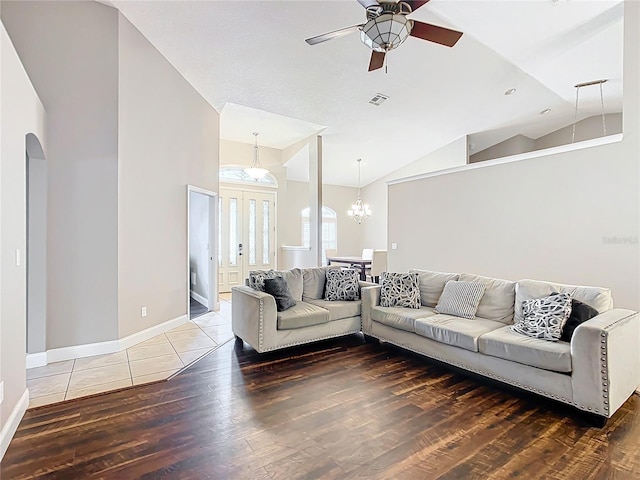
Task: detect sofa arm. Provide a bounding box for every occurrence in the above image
[571,308,639,417]
[231,286,278,353]
[361,285,381,334]
[359,280,378,289]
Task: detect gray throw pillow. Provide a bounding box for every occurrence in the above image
[380,272,421,309]
[435,280,486,319]
[248,270,279,292]
[264,277,297,312]
[511,292,572,342]
[324,269,360,301]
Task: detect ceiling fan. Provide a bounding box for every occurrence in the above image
[305,0,463,72]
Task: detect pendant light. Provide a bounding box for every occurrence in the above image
[347,159,371,224]
[244,132,269,180]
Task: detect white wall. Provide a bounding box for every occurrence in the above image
[361,136,468,249]
[117,14,219,338]
[2,0,120,348]
[189,191,209,302]
[0,20,46,455]
[387,3,639,311]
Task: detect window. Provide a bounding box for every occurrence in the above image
[301,206,337,266]
[219,166,278,187]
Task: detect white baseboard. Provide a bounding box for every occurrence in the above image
[190,291,209,309]
[26,314,188,368]
[25,351,47,369]
[0,388,29,461]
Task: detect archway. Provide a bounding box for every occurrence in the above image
[25,133,47,361]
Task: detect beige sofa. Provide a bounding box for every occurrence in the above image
[360,270,640,421]
[232,267,375,353]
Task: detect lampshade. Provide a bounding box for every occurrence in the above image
[360,13,412,53]
[244,132,269,180]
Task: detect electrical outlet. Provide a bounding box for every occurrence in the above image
[191,272,196,285]
[0,381,4,405]
[16,249,21,266]
[141,307,147,317]
[391,242,398,250]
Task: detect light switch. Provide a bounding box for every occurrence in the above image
[391,243,398,250]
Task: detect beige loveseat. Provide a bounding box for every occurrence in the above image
[360,270,639,421]
[232,267,374,353]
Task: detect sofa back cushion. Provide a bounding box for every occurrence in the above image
[514,279,613,325]
[248,268,303,302]
[459,273,516,324]
[302,266,338,300]
[409,269,459,307]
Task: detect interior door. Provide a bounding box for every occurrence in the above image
[218,187,276,293]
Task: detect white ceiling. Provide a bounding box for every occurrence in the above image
[108,0,624,186]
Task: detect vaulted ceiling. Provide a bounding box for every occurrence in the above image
[107,0,623,186]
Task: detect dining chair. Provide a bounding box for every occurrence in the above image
[367,249,387,283]
[324,248,337,266]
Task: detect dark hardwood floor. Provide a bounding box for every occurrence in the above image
[2,335,639,479]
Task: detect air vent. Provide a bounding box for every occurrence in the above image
[369,93,389,106]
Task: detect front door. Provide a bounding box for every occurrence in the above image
[218,187,276,293]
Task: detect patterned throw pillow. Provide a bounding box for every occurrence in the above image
[324,269,360,301]
[380,272,421,309]
[248,270,280,292]
[512,292,572,342]
[435,281,486,319]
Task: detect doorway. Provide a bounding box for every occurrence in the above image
[187,186,219,320]
[26,133,47,364]
[218,187,277,293]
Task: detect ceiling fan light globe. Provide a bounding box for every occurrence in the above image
[360,14,412,52]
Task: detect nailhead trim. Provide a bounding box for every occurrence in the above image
[260,329,361,353]
[600,328,610,416]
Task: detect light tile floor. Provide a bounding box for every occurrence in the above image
[27,293,233,408]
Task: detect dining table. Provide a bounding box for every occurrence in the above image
[326,256,372,281]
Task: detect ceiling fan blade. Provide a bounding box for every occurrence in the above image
[305,24,363,45]
[405,1,430,12]
[409,21,463,47]
[368,51,385,72]
[357,0,380,8]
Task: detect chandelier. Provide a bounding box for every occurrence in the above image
[348,159,371,224]
[360,2,413,53]
[244,132,269,180]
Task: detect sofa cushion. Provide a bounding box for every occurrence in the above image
[435,280,486,319]
[324,269,360,301]
[478,326,572,373]
[248,268,303,302]
[380,272,421,309]
[264,277,296,312]
[248,270,279,292]
[415,315,505,352]
[306,299,361,322]
[512,293,572,342]
[371,305,436,333]
[409,269,460,307]
[459,273,516,324]
[302,266,339,300]
[276,301,330,330]
[514,279,613,325]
